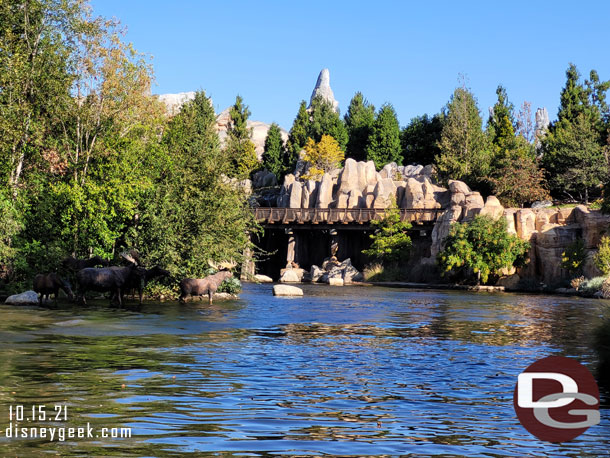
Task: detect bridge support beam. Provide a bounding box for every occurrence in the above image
[286,230,297,267]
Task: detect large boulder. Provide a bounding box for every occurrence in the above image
[252,169,278,189]
[430,206,463,257]
[288,181,303,208]
[254,274,273,283]
[5,290,39,305]
[316,173,334,208]
[372,178,397,208]
[280,268,305,283]
[338,158,360,195]
[448,180,471,195]
[480,196,504,220]
[273,285,304,296]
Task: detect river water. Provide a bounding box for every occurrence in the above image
[0,284,608,456]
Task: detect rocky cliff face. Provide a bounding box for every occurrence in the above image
[275,158,610,287]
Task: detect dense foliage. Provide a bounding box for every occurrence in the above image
[366,104,402,170]
[594,236,610,276]
[400,114,442,166]
[437,215,529,285]
[0,1,254,290]
[561,238,587,277]
[344,92,375,161]
[262,123,286,179]
[362,204,412,263]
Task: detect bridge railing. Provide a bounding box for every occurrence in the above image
[253,207,443,224]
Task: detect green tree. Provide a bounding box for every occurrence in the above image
[437,215,529,285]
[136,92,256,278]
[309,95,348,150]
[286,100,310,173]
[226,95,258,179]
[344,92,375,161]
[366,103,402,169]
[594,236,610,276]
[487,85,515,148]
[485,86,549,206]
[542,65,610,202]
[400,114,442,165]
[437,86,491,187]
[542,113,607,203]
[262,123,286,179]
[362,203,412,263]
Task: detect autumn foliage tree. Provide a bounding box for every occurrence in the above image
[301,135,344,181]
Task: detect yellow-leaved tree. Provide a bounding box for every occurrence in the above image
[301,135,344,181]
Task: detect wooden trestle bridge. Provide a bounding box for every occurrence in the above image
[253,207,443,228]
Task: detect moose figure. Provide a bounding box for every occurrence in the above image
[62,255,109,272]
[75,252,139,306]
[33,273,73,305]
[180,260,236,304]
[120,265,171,305]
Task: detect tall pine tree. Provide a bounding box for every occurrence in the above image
[400,114,442,165]
[309,95,348,150]
[437,86,490,187]
[366,103,402,170]
[226,95,258,179]
[542,64,609,202]
[262,123,285,179]
[286,100,310,173]
[344,92,375,161]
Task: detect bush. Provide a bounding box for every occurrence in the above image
[437,215,529,285]
[579,276,607,295]
[362,203,412,263]
[561,238,586,276]
[217,276,241,294]
[594,236,610,275]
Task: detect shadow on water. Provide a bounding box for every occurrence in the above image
[0,284,608,456]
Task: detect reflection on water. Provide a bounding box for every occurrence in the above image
[0,284,608,456]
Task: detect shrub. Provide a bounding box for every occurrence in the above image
[561,238,586,276]
[579,276,607,295]
[437,215,529,285]
[594,236,610,276]
[362,203,412,263]
[217,276,241,294]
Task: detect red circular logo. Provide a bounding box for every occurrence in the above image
[514,356,600,442]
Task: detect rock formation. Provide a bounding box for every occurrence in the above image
[215,107,289,160]
[158,92,196,115]
[309,68,339,112]
[270,157,610,289]
[535,107,550,147]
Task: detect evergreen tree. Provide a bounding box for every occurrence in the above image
[487,85,516,148]
[437,86,490,187]
[262,123,285,179]
[309,95,348,150]
[226,95,258,179]
[344,92,375,161]
[366,103,402,170]
[400,114,442,165]
[542,64,609,202]
[286,101,310,173]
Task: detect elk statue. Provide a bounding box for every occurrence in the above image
[179,260,236,304]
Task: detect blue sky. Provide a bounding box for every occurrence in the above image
[90,0,610,130]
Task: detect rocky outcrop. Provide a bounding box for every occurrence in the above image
[309,258,364,285]
[158,92,196,115]
[309,68,339,112]
[252,169,278,189]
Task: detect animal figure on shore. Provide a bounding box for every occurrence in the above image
[121,265,171,304]
[179,260,236,304]
[62,255,109,272]
[33,273,73,305]
[75,252,139,306]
